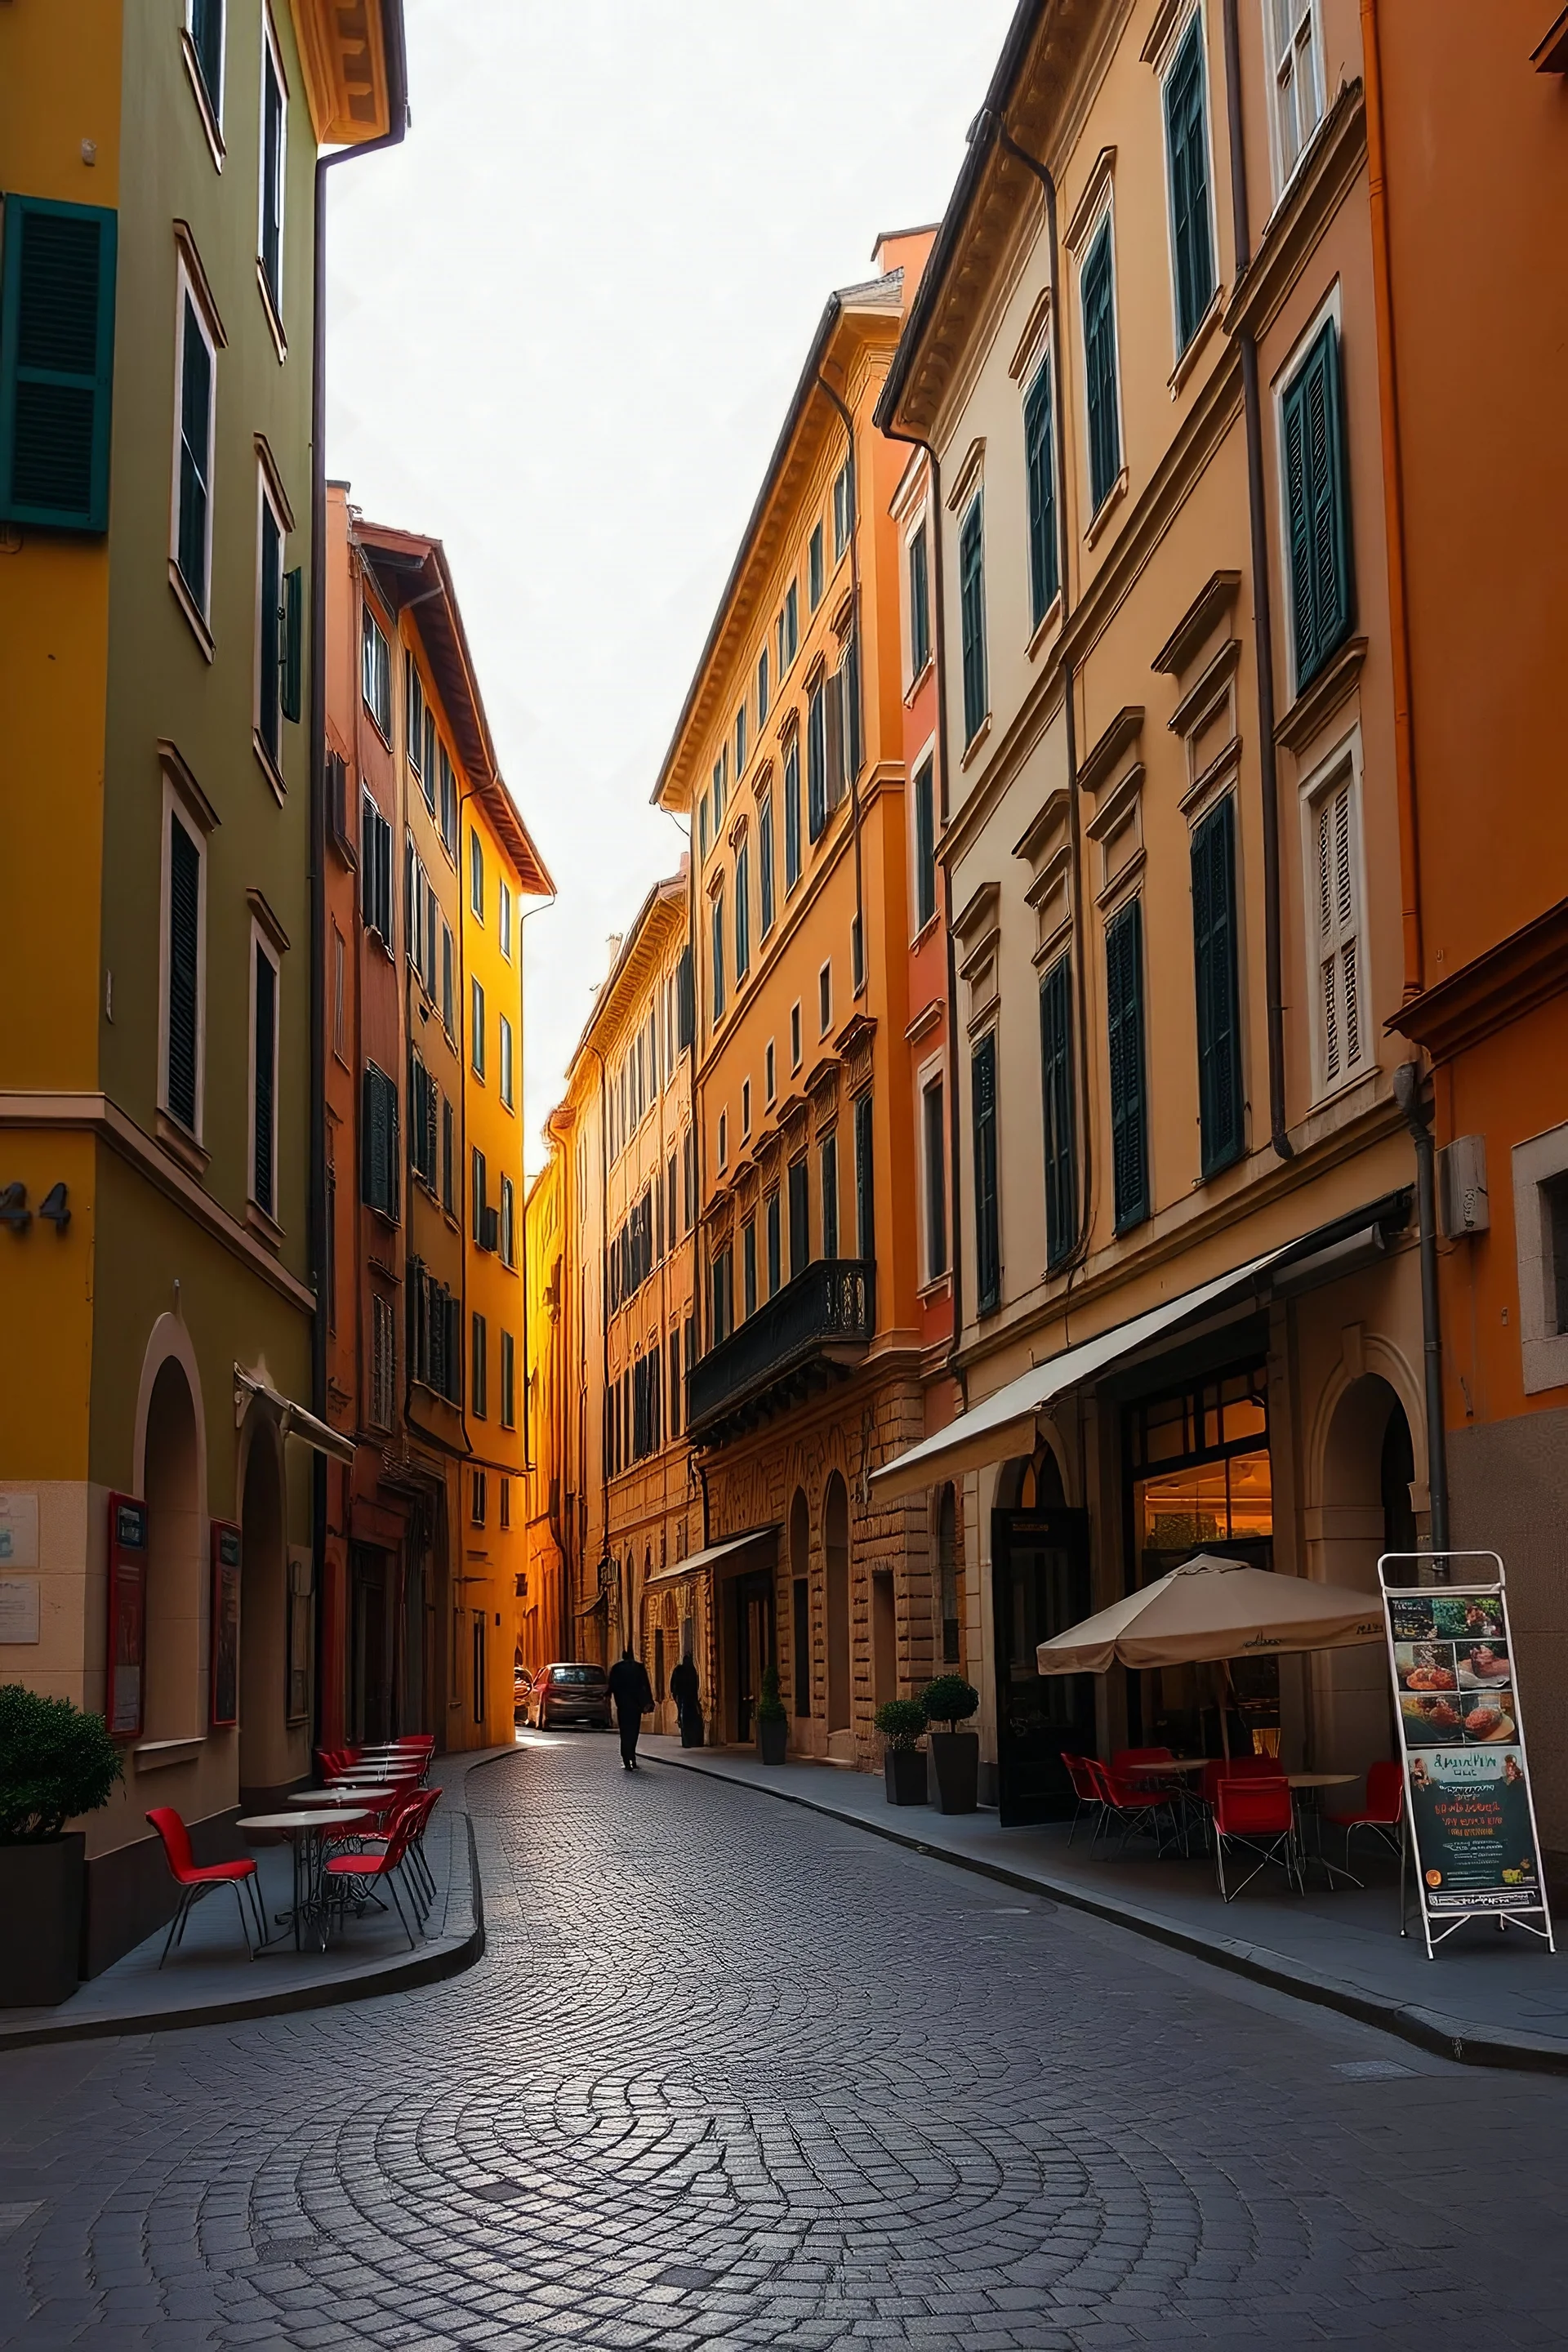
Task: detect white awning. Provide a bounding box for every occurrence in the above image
[234,1369,357,1465]
[644,1526,780,1588]
[869,1245,1290,1501]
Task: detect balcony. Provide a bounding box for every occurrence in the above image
[688,1259,875,1446]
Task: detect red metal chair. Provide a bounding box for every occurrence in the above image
[1111,1745,1174,1778]
[146,1807,265,1965]
[1212,1776,1300,1901]
[323,1801,424,1947]
[1092,1758,1181,1857]
[1061,1755,1106,1847]
[1321,1761,1405,1876]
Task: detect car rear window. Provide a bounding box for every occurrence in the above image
[551,1667,604,1686]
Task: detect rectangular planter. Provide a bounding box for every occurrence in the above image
[929,1731,980,1815]
[757,1715,788,1766]
[0,1834,85,2006]
[884,1748,929,1806]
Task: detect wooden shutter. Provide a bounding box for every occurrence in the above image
[190,0,223,106]
[1039,953,1076,1267]
[1283,322,1352,688]
[1192,797,1243,1174]
[960,497,987,742]
[176,298,211,604]
[362,1066,388,1214]
[1315,774,1362,1085]
[784,737,802,885]
[252,947,276,1216]
[423,712,437,813]
[807,681,827,840]
[1024,364,1057,626]
[824,668,844,807]
[1106,902,1149,1230]
[854,1093,875,1269]
[1083,222,1120,513]
[972,1034,1000,1312]
[1165,19,1214,350]
[0,198,118,532]
[281,567,302,722]
[791,1155,811,1272]
[167,817,201,1131]
[259,502,282,762]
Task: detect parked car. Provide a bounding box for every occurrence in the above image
[513,1667,533,1722]
[527,1664,612,1731]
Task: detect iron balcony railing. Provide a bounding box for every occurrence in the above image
[688,1258,875,1440]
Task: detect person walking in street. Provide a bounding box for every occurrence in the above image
[670,1650,702,1748]
[607,1646,654,1771]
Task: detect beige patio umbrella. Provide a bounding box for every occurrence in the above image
[1036,1552,1385,1761]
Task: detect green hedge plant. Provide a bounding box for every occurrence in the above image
[921,1674,980,1734]
[874,1698,926,1752]
[757,1664,786,1724]
[0,1685,122,1842]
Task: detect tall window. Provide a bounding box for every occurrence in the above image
[1024,359,1058,626]
[760,791,776,935]
[442,1098,455,1214]
[258,16,285,317]
[499,1013,514,1108]
[361,604,391,736]
[833,457,853,559]
[1192,797,1244,1174]
[1082,216,1122,514]
[1040,953,1076,1269]
[922,1076,947,1282]
[735,701,748,775]
[471,1144,487,1239]
[360,793,392,941]
[818,960,832,1036]
[501,1330,516,1429]
[959,492,987,743]
[256,473,286,772]
[500,879,514,960]
[251,933,278,1218]
[361,1063,400,1221]
[439,746,458,854]
[766,1189,782,1296]
[1269,0,1323,185]
[742,1220,758,1318]
[187,1,225,119]
[807,675,827,840]
[470,975,485,1078]
[790,1001,802,1072]
[469,827,485,920]
[972,1034,1000,1313]
[853,1092,875,1267]
[808,520,824,608]
[406,653,425,784]
[164,805,204,1134]
[1164,16,1216,353]
[441,920,455,1035]
[784,735,802,889]
[783,579,799,665]
[710,893,725,1023]
[173,285,216,617]
[471,1312,488,1418]
[1282,319,1352,690]
[735,837,751,981]
[0,198,117,535]
[1106,900,1150,1229]
[913,755,938,933]
[794,1152,815,1269]
[757,645,769,725]
[1308,762,1365,1094]
[908,524,931,678]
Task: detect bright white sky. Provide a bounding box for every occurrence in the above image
[326,0,1016,1172]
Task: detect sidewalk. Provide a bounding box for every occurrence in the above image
[643,1737,1568,2074]
[0,1743,518,2054]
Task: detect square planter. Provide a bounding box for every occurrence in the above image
[0,1833,86,2006]
[884,1748,929,1806]
[757,1715,787,1766]
[929,1731,979,1815]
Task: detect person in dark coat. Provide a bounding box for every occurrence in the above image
[669,1651,702,1747]
[606,1646,654,1770]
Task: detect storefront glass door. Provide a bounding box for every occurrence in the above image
[991,1508,1094,1825]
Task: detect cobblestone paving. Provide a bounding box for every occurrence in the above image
[4,1735,1568,2350]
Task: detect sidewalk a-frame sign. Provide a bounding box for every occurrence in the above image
[1379,1552,1555,1959]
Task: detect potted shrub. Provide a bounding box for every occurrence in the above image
[875,1698,928,1806]
[755,1664,787,1765]
[922,1674,981,1814]
[0,1685,122,2005]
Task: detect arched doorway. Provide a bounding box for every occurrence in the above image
[823,1472,851,1751]
[789,1488,810,1725]
[143,1358,202,1742]
[238,1419,287,1794]
[1311,1374,1419,1775]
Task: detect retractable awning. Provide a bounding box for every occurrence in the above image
[644,1526,780,1588]
[234,1369,357,1465]
[869,1246,1290,1502]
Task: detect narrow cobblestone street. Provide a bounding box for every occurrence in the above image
[5,1737,1568,2350]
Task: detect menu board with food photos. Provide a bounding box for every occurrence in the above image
[1381,1564,1555,1954]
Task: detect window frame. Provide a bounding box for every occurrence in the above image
[1160,7,1219,359]
[257,7,287,327]
[1079,203,1125,520]
[783,732,802,891]
[158,782,208,1141]
[972,1030,1001,1314]
[906,510,932,684]
[808,520,825,609]
[1105,896,1151,1232]
[470,973,486,1080]
[1263,0,1325,198]
[499,1011,514,1110]
[1276,294,1352,697]
[254,460,287,780]
[919,1061,947,1286]
[759,787,776,937]
[958,488,987,745]
[247,920,282,1222]
[734,833,751,982]
[185,0,226,141]
[1298,729,1370,1103]
[911,744,938,936]
[361,599,392,740]
[710,888,726,1025]
[469,826,485,921]
[499,878,514,960]
[170,259,219,629]
[818,960,832,1038]
[1022,354,1058,629]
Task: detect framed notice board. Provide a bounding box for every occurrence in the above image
[211,1521,241,1727]
[105,1493,148,1740]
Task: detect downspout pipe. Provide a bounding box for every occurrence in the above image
[878,419,966,1408]
[991,118,1097,1266]
[1219,0,1293,1161]
[308,5,408,1748]
[1395,1062,1450,1570]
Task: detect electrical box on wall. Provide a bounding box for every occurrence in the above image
[1439,1134,1490,1237]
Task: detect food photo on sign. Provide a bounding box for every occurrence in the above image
[1405,1745,1540,1911]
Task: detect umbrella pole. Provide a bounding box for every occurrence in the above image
[1218,1661,1232,1764]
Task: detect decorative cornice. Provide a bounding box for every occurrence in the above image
[1169,638,1241,738]
[1078,704,1143,797]
[1152,569,1241,678]
[1224,79,1368,345]
[1390,899,1568,1064]
[1275,635,1366,755]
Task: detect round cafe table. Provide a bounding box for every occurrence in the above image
[1285,1773,1359,1887]
[236,1806,369,1953]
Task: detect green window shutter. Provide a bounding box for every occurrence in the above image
[1283,322,1352,689]
[281,566,302,724]
[1039,953,1076,1268]
[959,494,987,742]
[1083,220,1120,513]
[176,298,211,606]
[854,1091,875,1270]
[972,1032,1000,1312]
[784,736,801,886]
[807,679,826,840]
[1106,900,1149,1231]
[167,818,201,1131]
[189,0,223,111]
[362,1067,387,1214]
[1023,363,1057,627]
[914,756,937,931]
[0,198,118,532]
[252,950,276,1217]
[1192,796,1244,1175]
[1165,18,1215,351]
[909,527,930,675]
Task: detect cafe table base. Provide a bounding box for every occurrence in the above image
[1285,1775,1361,1891]
[235,1808,372,1953]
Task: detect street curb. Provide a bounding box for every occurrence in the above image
[644,1750,1568,2078]
[0,1748,514,2056]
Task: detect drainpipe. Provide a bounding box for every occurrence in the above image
[308,7,409,1752]
[991,119,1097,1263]
[878,421,966,1409]
[1360,0,1422,1003]
[1218,0,1293,1160]
[1394,1060,1450,1569]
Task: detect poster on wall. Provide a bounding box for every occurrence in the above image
[105,1493,148,1740]
[211,1521,241,1728]
[1379,1555,1555,1958]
